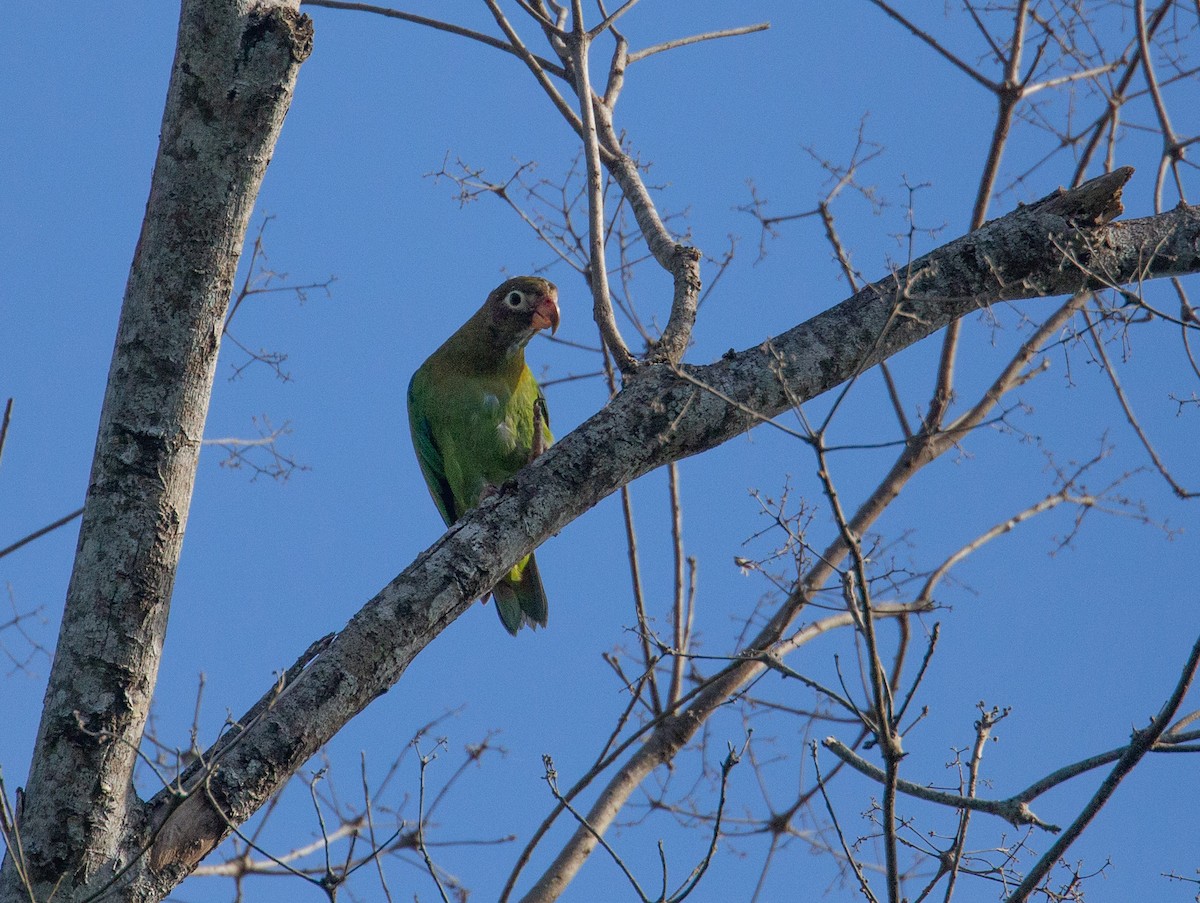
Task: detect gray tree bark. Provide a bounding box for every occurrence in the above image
[0,2,311,901]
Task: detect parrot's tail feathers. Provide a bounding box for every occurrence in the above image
[490,552,549,635]
[517,553,549,627]
[491,586,524,635]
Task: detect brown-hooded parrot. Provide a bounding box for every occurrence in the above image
[407,276,560,634]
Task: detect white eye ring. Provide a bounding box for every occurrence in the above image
[505,290,525,308]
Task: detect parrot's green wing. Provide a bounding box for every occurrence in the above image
[407,372,458,524]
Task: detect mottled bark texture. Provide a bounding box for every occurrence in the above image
[0,2,310,902]
[132,170,1199,898]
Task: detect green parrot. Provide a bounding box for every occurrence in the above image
[407,275,561,634]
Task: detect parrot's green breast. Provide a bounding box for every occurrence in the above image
[408,354,549,525]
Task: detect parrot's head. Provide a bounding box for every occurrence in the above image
[486,276,560,349]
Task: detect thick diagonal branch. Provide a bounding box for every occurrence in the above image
[139,171,1200,898]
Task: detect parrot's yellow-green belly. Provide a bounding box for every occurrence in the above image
[429,372,546,515]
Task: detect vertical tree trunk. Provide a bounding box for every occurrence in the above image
[0,2,310,900]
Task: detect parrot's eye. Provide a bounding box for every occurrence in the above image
[505,290,525,308]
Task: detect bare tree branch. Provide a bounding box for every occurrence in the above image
[820,736,1059,832]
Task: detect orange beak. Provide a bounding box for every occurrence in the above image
[531,294,560,335]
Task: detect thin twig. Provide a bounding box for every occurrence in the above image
[0,398,13,471]
[302,0,569,78]
[414,741,453,903]
[865,0,996,91]
[485,0,586,137]
[0,508,85,561]
[1083,308,1197,497]
[667,462,687,706]
[811,742,880,903]
[1008,633,1200,901]
[542,755,649,899]
[360,753,395,903]
[627,22,769,64]
[0,768,36,903]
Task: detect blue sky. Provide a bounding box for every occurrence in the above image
[3,3,1199,901]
